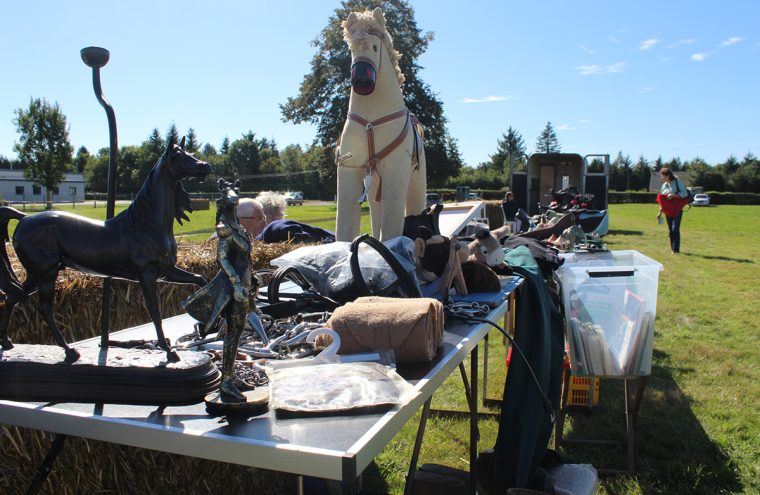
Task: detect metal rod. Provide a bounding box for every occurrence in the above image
[404,398,432,495]
[81,47,118,344]
[26,434,68,495]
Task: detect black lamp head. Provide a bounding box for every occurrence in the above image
[80,47,110,69]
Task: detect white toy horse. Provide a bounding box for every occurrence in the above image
[335,8,427,241]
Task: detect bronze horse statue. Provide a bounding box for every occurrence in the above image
[0,137,211,363]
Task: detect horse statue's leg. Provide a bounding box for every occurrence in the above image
[406,149,428,220]
[35,278,81,364]
[377,154,415,241]
[138,272,180,363]
[162,265,207,288]
[0,297,18,350]
[336,165,365,242]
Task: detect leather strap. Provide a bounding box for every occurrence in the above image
[347,108,411,202]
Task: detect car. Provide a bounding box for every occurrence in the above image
[692,193,710,206]
[284,191,304,206]
[426,192,442,207]
[466,192,481,200]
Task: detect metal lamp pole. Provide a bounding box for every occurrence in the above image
[81,46,118,346]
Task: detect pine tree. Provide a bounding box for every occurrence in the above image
[490,126,526,171]
[165,122,180,147]
[185,128,200,153]
[535,121,560,153]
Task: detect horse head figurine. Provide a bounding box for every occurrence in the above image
[0,137,211,363]
[335,7,427,242]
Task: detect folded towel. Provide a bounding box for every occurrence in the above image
[326,297,444,363]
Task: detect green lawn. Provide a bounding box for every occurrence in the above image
[7,202,759,494]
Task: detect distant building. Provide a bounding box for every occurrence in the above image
[0,170,85,203]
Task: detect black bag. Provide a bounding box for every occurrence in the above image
[266,234,421,310]
[403,203,443,239]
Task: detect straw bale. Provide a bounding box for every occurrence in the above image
[0,239,302,493]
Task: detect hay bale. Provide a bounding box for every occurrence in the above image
[0,239,304,493]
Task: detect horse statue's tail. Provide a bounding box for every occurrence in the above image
[0,206,26,297]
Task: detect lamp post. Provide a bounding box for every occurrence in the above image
[81,46,118,345]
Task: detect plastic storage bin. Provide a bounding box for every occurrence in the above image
[558,250,663,377]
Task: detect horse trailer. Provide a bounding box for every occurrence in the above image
[509,153,610,215]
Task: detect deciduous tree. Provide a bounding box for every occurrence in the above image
[13,98,74,208]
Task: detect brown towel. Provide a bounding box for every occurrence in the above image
[326,297,444,363]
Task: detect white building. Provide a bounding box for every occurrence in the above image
[0,169,85,203]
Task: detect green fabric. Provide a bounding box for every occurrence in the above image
[493,246,564,491]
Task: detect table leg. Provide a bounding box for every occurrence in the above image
[469,344,479,495]
[26,433,67,495]
[482,332,489,406]
[404,397,432,495]
[624,379,636,473]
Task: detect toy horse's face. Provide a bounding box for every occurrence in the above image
[167,137,212,181]
[350,32,383,96]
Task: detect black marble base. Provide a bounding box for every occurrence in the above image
[0,344,220,405]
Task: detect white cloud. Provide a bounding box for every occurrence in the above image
[668,38,697,48]
[580,45,595,55]
[722,36,743,46]
[460,95,514,104]
[557,124,578,131]
[639,38,659,50]
[639,87,654,93]
[691,52,709,62]
[608,35,620,43]
[576,62,626,75]
[578,119,591,125]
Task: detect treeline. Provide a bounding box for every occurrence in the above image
[440,151,760,193]
[80,124,339,200]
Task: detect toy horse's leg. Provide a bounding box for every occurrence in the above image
[139,273,180,363]
[377,155,413,241]
[368,178,382,239]
[336,165,364,242]
[406,150,427,218]
[36,278,80,364]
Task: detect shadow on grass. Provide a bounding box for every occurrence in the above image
[558,349,742,494]
[607,229,644,237]
[681,252,755,264]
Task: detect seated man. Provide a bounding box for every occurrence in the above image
[255,219,335,244]
[248,192,335,244]
[236,198,268,238]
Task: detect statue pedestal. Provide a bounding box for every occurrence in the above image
[204,388,269,416]
[0,344,220,405]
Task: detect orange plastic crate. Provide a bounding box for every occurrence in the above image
[566,375,600,406]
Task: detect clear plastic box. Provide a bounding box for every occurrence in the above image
[557,250,663,377]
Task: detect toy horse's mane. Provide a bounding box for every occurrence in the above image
[342,10,405,87]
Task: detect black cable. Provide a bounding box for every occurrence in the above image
[447,312,555,422]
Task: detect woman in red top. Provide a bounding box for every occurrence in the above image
[656,167,689,253]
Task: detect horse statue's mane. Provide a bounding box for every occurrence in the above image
[115,151,193,235]
[342,9,405,87]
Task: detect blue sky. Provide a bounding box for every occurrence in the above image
[1,1,758,168]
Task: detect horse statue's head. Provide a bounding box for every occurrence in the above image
[343,8,404,96]
[164,136,212,182]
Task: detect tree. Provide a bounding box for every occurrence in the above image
[280,0,462,185]
[73,146,90,173]
[185,128,200,153]
[611,151,633,191]
[227,131,260,177]
[489,126,526,172]
[535,121,560,154]
[280,144,304,174]
[201,143,217,157]
[220,136,230,155]
[13,98,74,208]
[165,122,179,147]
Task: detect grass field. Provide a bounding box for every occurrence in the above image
[6,201,759,494]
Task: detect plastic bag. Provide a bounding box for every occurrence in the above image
[270,236,420,303]
[269,361,415,415]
